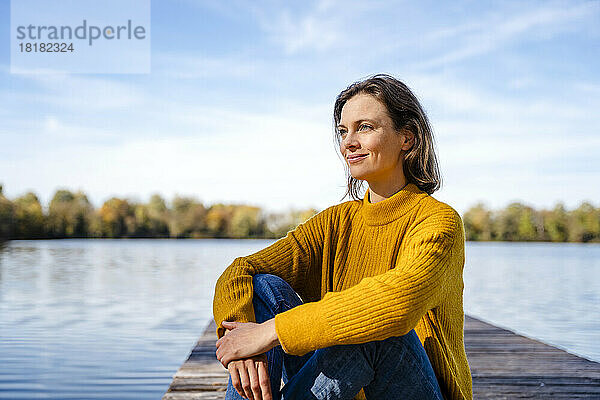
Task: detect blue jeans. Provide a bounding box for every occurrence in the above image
[225,273,444,400]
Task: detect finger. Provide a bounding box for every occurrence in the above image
[215,347,222,366]
[218,347,236,368]
[238,362,253,400]
[216,348,229,370]
[228,364,244,398]
[222,321,237,329]
[257,359,272,400]
[216,329,232,347]
[246,359,262,400]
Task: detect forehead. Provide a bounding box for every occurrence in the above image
[340,94,387,124]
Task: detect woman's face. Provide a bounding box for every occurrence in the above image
[337,94,413,184]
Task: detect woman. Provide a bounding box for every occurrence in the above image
[213,74,472,400]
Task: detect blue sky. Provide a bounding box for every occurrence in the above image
[1,0,599,215]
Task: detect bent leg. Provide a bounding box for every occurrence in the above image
[280,330,444,400]
[362,330,443,400]
[225,273,315,400]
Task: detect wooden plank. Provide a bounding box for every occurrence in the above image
[163,315,600,399]
[464,315,600,398]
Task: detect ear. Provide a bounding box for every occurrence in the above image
[401,130,415,151]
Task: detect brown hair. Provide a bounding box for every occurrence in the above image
[333,73,442,201]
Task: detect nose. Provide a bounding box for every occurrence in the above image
[342,131,360,150]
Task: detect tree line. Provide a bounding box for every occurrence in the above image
[463,201,600,243]
[0,185,318,240]
[0,184,598,242]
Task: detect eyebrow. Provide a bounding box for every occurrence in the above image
[337,118,378,129]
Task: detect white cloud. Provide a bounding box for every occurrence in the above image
[0,104,345,212]
[413,1,599,69]
[250,0,378,55]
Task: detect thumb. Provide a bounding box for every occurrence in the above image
[221,320,238,328]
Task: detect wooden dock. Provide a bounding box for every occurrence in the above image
[162,315,600,399]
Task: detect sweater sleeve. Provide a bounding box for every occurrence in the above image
[212,207,331,339]
[274,209,463,356]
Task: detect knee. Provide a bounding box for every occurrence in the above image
[253,273,286,290]
[252,273,287,303]
[252,274,303,311]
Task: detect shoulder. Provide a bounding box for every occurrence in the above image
[307,199,360,223]
[299,199,358,230]
[409,195,463,239]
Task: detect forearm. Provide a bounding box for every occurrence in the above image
[213,227,316,339]
[262,317,281,349]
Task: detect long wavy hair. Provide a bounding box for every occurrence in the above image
[333,74,442,202]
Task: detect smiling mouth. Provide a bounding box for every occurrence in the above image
[347,154,368,163]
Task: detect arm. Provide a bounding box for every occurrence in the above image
[213,206,332,339]
[274,208,464,356]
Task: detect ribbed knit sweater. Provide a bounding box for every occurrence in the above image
[213,183,472,400]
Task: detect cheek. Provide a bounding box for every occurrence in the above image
[370,140,402,165]
[364,137,388,158]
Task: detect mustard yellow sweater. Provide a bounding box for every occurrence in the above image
[213,183,472,400]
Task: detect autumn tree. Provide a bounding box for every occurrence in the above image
[98,197,135,238]
[228,205,265,238]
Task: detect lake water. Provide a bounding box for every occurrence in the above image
[0,239,598,399]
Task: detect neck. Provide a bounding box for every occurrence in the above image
[368,180,410,204]
[365,164,408,203]
[360,183,427,226]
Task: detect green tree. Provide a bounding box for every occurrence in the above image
[492,203,519,241]
[568,202,599,243]
[47,189,74,238]
[13,192,45,238]
[147,194,170,236]
[70,191,94,237]
[169,195,207,238]
[516,206,538,241]
[228,205,264,238]
[47,190,94,238]
[543,203,569,242]
[132,194,170,237]
[0,184,15,239]
[463,203,492,241]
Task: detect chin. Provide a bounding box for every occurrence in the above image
[349,170,369,181]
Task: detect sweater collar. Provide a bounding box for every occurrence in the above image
[360,183,427,225]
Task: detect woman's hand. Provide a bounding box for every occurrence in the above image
[227,354,272,400]
[216,319,280,400]
[215,319,279,367]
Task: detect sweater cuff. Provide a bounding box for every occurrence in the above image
[274,300,338,356]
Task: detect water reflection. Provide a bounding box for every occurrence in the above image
[0,239,274,400]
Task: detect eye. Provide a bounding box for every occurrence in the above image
[337,128,347,137]
[358,123,373,131]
